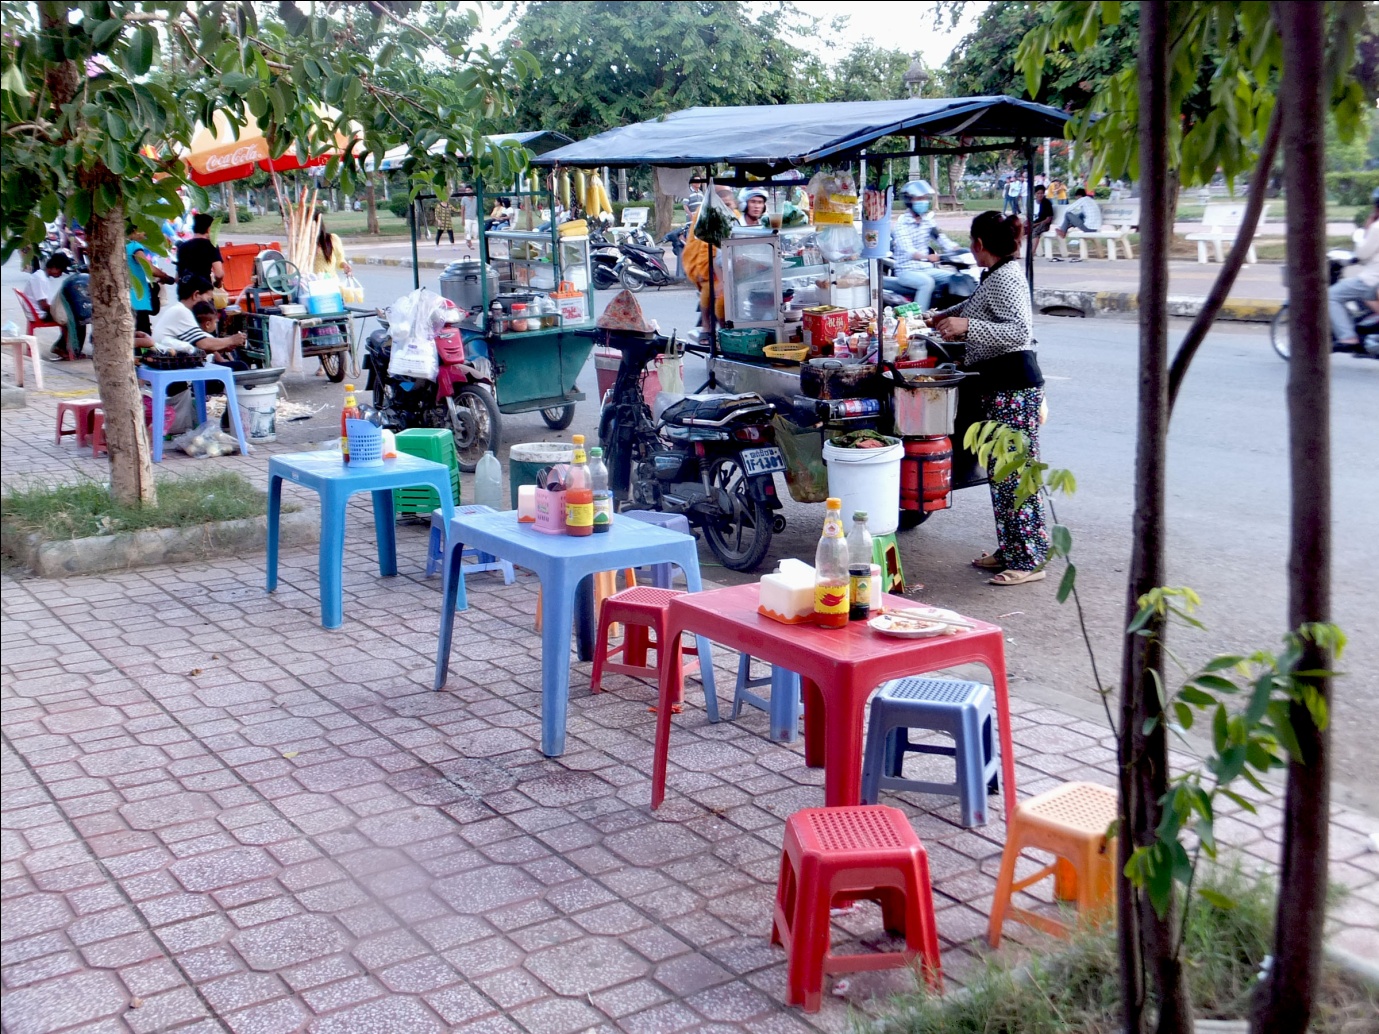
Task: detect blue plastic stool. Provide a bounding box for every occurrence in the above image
[732,654,802,743]
[860,677,1001,828]
[621,510,691,588]
[137,364,250,462]
[426,506,516,585]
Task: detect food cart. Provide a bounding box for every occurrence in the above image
[533,97,1071,531]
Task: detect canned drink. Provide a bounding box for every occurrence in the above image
[848,564,872,621]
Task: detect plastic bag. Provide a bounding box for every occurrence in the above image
[808,170,862,261]
[342,275,365,304]
[386,288,442,381]
[173,419,244,459]
[694,185,736,248]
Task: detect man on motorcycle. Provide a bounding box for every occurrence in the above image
[738,187,769,227]
[1330,186,1379,351]
[884,180,959,309]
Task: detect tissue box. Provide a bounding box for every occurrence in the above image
[758,561,816,624]
[533,487,567,534]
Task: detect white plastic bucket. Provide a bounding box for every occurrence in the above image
[822,436,903,535]
[237,383,280,443]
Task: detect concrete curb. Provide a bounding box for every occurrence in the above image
[2,507,319,578]
[1034,287,1281,323]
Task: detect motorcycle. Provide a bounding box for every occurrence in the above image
[616,230,679,293]
[361,300,501,473]
[599,329,784,572]
[879,249,980,310]
[589,224,622,291]
[1270,248,1379,360]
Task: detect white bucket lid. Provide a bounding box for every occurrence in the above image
[510,442,576,463]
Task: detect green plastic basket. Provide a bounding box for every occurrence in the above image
[718,327,772,359]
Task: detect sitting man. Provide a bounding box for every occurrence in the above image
[883,180,959,309]
[151,275,246,368]
[1055,188,1103,237]
[25,252,70,321]
[1030,184,1056,245]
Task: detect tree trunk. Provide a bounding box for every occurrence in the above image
[1118,4,1192,1032]
[654,187,673,238]
[223,183,239,228]
[366,174,380,235]
[948,142,970,198]
[1254,5,1331,1030]
[87,202,157,506]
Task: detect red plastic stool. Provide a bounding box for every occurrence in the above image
[56,399,103,447]
[90,412,108,458]
[772,805,942,1012]
[590,585,703,696]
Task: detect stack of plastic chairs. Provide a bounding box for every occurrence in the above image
[393,429,460,515]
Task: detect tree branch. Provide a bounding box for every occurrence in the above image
[1166,100,1283,414]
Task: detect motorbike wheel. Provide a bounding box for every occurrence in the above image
[701,457,774,573]
[448,383,501,473]
[898,509,931,531]
[1270,305,1290,361]
[593,267,618,291]
[540,404,575,430]
[618,265,647,293]
[319,351,346,383]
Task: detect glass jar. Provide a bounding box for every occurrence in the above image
[509,303,529,333]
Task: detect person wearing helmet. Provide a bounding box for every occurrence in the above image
[884,180,959,309]
[1328,186,1379,348]
[738,188,769,227]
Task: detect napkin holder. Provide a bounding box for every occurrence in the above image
[533,486,567,534]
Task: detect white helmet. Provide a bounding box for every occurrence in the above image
[901,180,935,200]
[738,187,769,208]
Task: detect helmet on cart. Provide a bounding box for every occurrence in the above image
[900,180,935,200]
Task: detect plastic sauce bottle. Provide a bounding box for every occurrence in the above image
[565,434,593,536]
[847,511,874,621]
[475,450,504,510]
[813,497,850,629]
[589,446,613,533]
[340,384,360,462]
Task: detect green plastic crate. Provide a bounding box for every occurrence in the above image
[393,429,460,515]
[718,327,772,359]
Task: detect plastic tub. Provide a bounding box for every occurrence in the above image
[236,383,279,443]
[509,442,575,509]
[822,435,903,534]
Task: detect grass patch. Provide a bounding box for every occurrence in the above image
[875,865,1377,1034]
[2,473,274,542]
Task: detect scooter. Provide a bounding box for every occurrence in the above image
[361,300,502,472]
[599,329,785,572]
[879,250,980,311]
[589,224,622,291]
[1270,248,1379,360]
[616,232,678,293]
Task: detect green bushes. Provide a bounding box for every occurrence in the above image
[387,195,413,219]
[1326,170,1379,206]
[207,206,254,224]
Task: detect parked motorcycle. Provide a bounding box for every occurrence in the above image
[361,301,501,472]
[599,330,784,572]
[879,250,980,310]
[616,231,680,293]
[589,224,622,291]
[1270,248,1379,361]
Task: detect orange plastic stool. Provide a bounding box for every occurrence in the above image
[590,585,703,694]
[772,805,942,1012]
[987,781,1118,947]
[90,412,108,458]
[535,567,637,635]
[56,399,102,447]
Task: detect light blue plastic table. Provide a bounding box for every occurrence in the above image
[433,510,716,757]
[137,364,249,462]
[267,450,457,629]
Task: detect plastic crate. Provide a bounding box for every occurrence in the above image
[393,429,460,515]
[718,327,773,359]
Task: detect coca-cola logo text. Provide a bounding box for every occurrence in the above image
[205,144,265,171]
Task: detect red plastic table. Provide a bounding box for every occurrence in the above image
[656,583,1017,822]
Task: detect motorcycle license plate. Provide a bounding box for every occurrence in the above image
[739,447,786,476]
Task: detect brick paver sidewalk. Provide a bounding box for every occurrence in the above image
[3,364,1376,1033]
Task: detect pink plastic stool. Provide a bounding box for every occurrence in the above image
[56,399,102,447]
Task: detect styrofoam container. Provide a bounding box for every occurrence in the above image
[822,435,903,535]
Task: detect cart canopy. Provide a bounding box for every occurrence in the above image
[373,130,574,171]
[531,97,1070,170]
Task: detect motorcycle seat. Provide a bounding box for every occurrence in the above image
[623,241,664,256]
[661,393,771,427]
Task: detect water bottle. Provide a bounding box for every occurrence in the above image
[589,447,612,533]
[846,512,874,621]
[475,450,504,510]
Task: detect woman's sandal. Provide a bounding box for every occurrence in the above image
[971,552,1005,570]
[988,568,1047,586]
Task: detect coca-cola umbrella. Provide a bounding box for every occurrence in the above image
[182,107,355,186]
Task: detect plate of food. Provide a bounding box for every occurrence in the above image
[869,611,954,638]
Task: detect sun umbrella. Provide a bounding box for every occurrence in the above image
[182,107,356,186]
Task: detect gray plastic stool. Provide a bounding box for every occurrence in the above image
[621,510,691,588]
[426,505,515,584]
[732,654,802,743]
[860,677,1001,827]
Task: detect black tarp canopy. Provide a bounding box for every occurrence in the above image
[531,97,1070,170]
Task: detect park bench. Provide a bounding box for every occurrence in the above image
[1042,201,1140,261]
[609,205,650,242]
[1184,203,1272,264]
[936,194,963,212]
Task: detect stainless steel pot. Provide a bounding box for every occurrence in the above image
[439,259,498,313]
[888,363,971,436]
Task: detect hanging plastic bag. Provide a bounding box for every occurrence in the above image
[386,288,441,382]
[809,170,862,262]
[694,185,736,248]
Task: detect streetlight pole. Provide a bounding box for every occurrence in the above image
[903,59,928,185]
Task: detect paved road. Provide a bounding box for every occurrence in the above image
[5,259,1376,810]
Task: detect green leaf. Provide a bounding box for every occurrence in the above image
[1198,887,1237,910]
[1056,562,1077,604]
[90,18,124,51]
[1173,701,1194,731]
[1193,674,1239,694]
[129,26,155,77]
[1213,704,1229,753]
[1178,685,1215,708]
[1050,524,1073,557]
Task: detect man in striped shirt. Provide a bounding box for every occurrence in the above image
[151,275,246,367]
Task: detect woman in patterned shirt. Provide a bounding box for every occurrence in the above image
[929,211,1049,585]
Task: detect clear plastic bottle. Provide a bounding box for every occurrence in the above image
[565,434,593,536]
[475,450,504,510]
[589,446,613,533]
[340,384,360,462]
[846,511,874,620]
[813,497,850,629]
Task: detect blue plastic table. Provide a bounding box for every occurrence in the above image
[433,510,715,757]
[137,364,249,462]
[267,450,457,629]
